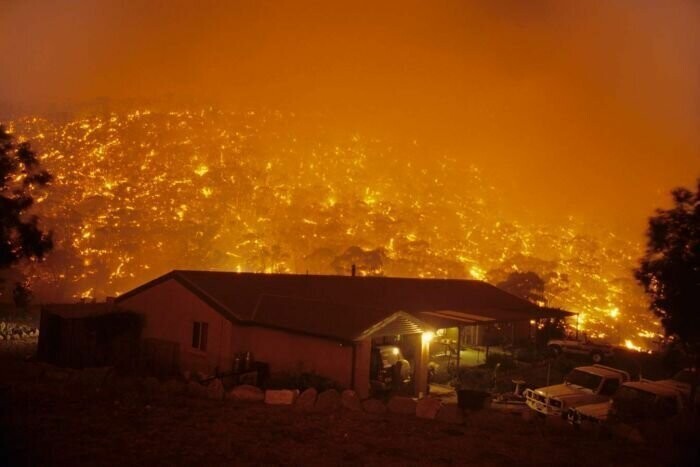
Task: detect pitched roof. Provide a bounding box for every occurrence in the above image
[116,270,571,341]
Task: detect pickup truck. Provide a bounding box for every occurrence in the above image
[547,337,614,363]
[523,364,630,417]
[567,379,685,428]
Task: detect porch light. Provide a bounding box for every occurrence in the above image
[421,331,434,343]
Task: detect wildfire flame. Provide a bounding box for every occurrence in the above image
[7,107,660,343]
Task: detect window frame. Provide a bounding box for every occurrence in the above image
[191,321,209,352]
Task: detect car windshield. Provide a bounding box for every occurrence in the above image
[614,386,678,418]
[615,386,656,405]
[565,369,603,391]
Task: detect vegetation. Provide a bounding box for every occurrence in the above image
[635,179,700,410]
[0,125,53,305]
[635,180,699,355]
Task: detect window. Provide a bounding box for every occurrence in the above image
[192,321,208,351]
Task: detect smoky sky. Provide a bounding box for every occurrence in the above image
[1,0,699,241]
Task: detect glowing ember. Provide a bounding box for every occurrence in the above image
[7,108,660,343]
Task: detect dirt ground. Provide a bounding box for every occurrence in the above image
[0,343,697,466]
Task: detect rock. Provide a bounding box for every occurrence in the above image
[416,397,442,419]
[187,381,209,399]
[265,389,298,405]
[206,379,225,400]
[387,396,417,415]
[362,399,386,415]
[228,384,265,402]
[295,388,317,412]
[314,389,341,413]
[436,404,465,424]
[340,389,362,411]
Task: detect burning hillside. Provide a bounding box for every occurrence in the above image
[6,107,660,345]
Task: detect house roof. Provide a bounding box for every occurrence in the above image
[116,270,571,342]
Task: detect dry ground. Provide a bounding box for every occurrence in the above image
[0,344,697,466]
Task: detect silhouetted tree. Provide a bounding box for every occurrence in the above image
[635,180,700,353]
[635,179,699,410]
[0,125,53,270]
[12,281,32,310]
[331,246,385,276]
[496,271,546,305]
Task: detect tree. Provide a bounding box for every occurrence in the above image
[635,180,700,354]
[635,179,699,413]
[496,271,547,305]
[0,125,53,271]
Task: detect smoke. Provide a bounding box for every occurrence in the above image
[1,0,699,240]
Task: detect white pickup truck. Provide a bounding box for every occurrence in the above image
[523,364,630,417]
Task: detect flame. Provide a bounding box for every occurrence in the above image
[8,107,660,343]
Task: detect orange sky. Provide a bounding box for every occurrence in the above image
[1,0,698,241]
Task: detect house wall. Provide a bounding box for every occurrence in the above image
[118,279,234,375]
[231,325,355,387]
[119,279,356,385]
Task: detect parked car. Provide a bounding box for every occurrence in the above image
[523,364,630,417]
[655,368,699,408]
[370,344,412,392]
[547,336,614,363]
[567,380,685,429]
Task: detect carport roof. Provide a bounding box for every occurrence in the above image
[116,270,572,342]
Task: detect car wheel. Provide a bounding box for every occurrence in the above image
[591,351,603,363]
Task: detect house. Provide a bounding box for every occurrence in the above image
[114,270,570,398]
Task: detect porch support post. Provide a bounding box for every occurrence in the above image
[352,339,371,399]
[414,335,430,397]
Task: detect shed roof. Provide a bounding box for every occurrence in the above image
[41,302,122,319]
[116,270,571,342]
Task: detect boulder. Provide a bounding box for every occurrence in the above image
[340,389,362,411]
[265,389,298,405]
[206,379,225,400]
[362,399,386,415]
[387,396,417,415]
[416,397,442,419]
[314,389,341,413]
[295,388,317,412]
[435,404,465,424]
[228,384,265,402]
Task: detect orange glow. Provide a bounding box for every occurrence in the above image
[2,1,694,348]
[6,108,664,344]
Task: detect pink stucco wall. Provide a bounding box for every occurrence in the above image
[118,278,357,386]
[118,279,234,375]
[232,325,355,387]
